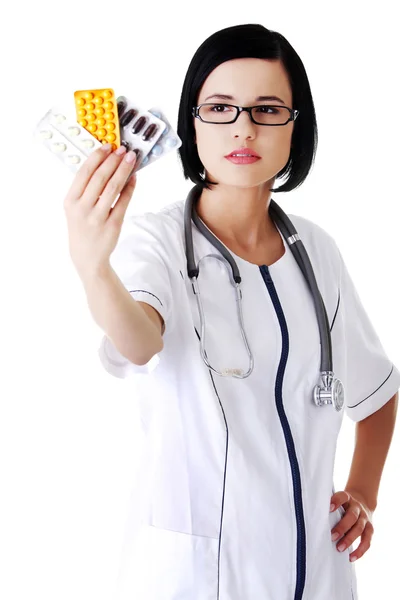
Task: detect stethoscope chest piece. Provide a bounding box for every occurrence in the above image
[313,371,345,412]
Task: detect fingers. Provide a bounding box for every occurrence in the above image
[109,170,137,223]
[334,514,369,554]
[64,144,114,207]
[331,504,360,542]
[330,490,351,512]
[348,521,374,562]
[80,146,137,212]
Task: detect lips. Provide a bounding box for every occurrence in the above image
[225,148,261,158]
[226,155,260,165]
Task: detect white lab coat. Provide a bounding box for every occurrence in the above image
[98,198,400,600]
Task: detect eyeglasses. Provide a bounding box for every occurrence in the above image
[192,103,299,126]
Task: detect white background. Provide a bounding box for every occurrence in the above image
[1,1,399,599]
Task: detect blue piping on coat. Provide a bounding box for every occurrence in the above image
[192,265,342,599]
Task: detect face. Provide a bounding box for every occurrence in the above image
[194,58,295,189]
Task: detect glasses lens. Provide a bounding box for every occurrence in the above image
[251,105,290,125]
[198,104,238,123]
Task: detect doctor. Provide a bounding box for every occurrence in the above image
[64,23,400,600]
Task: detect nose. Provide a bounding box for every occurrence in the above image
[232,110,256,138]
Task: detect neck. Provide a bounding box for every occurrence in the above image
[196,181,277,251]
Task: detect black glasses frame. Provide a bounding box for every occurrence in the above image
[192,103,300,126]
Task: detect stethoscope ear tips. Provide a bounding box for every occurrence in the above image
[313,376,345,411]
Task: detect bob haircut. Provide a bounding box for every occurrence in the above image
[177,23,318,193]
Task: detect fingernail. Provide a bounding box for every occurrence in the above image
[337,543,346,552]
[115,145,127,155]
[101,143,112,151]
[350,555,357,562]
[125,150,136,163]
[330,504,335,512]
[331,532,340,541]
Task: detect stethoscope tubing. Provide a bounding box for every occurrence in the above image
[184,183,332,375]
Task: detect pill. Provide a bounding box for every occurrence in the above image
[120,108,138,127]
[117,100,127,117]
[68,126,81,136]
[52,114,66,124]
[133,148,142,162]
[82,139,95,148]
[39,130,53,140]
[142,123,158,141]
[160,126,170,138]
[121,140,131,151]
[141,155,149,166]
[132,116,147,134]
[165,136,178,148]
[150,110,162,119]
[52,142,67,153]
[150,144,163,156]
[67,155,81,164]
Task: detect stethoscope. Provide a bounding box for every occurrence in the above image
[184,184,344,412]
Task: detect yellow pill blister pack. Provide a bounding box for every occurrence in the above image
[74,88,120,151]
[34,106,103,172]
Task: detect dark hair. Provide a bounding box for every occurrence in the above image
[177,23,318,193]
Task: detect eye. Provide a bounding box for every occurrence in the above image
[256,105,279,114]
[208,104,230,112]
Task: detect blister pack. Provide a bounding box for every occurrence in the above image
[116,96,166,168]
[137,106,182,170]
[34,106,102,173]
[74,88,121,151]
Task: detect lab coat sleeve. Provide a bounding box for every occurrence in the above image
[337,245,400,422]
[97,212,174,378]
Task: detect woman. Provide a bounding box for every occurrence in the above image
[64,23,399,600]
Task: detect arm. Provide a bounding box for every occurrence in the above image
[82,264,164,366]
[344,392,399,511]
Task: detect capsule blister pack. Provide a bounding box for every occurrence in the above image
[116,96,167,168]
[137,106,182,170]
[34,106,103,173]
[74,88,121,151]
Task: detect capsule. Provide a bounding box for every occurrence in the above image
[117,100,127,117]
[142,123,158,141]
[120,108,138,127]
[133,148,141,163]
[132,116,147,134]
[121,140,131,151]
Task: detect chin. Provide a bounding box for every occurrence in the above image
[211,170,275,189]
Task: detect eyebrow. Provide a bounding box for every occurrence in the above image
[203,93,287,104]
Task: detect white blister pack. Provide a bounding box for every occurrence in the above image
[116,96,166,168]
[138,107,182,170]
[34,106,102,172]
